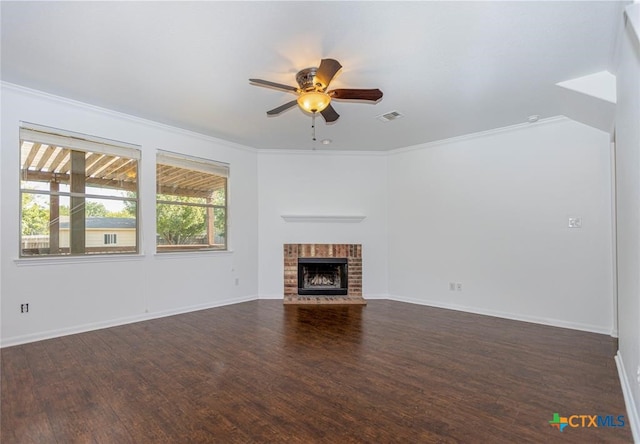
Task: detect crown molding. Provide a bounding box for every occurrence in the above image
[389,116,570,155]
[1,81,258,153]
[257,148,389,157]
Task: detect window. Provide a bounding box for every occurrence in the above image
[156,152,228,252]
[20,125,140,257]
[104,234,117,245]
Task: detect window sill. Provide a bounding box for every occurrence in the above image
[14,254,145,267]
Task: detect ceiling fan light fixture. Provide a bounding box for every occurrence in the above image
[251,58,383,124]
[297,91,331,113]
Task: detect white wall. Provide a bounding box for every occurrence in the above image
[388,118,615,334]
[257,151,388,299]
[1,83,621,356]
[614,3,640,438]
[1,84,259,346]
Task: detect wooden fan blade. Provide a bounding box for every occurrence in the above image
[329,88,383,101]
[250,78,298,93]
[266,100,298,116]
[315,59,342,89]
[320,104,340,123]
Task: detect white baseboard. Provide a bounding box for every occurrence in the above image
[387,294,613,335]
[258,294,285,300]
[2,294,616,347]
[259,293,610,333]
[1,295,258,348]
[616,352,640,443]
[362,293,389,300]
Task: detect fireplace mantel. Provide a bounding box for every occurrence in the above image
[281,215,366,223]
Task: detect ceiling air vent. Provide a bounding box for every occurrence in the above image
[377,111,404,122]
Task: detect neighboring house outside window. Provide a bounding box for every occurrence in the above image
[156,151,228,252]
[19,124,140,257]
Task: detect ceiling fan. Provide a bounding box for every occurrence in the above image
[249,58,383,124]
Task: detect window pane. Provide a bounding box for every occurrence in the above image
[213,207,226,247]
[156,201,207,248]
[20,141,137,197]
[20,142,69,189]
[21,194,137,256]
[83,197,137,254]
[156,163,225,199]
[21,193,51,255]
[212,187,226,206]
[156,155,228,252]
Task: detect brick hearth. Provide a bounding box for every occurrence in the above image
[283,243,366,305]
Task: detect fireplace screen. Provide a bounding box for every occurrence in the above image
[298,258,348,296]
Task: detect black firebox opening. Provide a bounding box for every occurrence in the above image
[298,258,348,296]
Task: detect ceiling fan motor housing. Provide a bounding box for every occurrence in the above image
[296,67,324,92]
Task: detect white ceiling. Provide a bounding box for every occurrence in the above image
[1,1,625,151]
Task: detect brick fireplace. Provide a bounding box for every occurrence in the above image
[283,243,366,305]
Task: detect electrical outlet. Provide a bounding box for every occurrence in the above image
[456,283,463,291]
[20,303,29,313]
[568,217,582,228]
[449,282,456,291]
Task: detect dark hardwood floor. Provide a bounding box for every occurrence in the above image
[1,300,632,443]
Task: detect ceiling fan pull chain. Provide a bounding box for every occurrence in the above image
[311,112,317,142]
